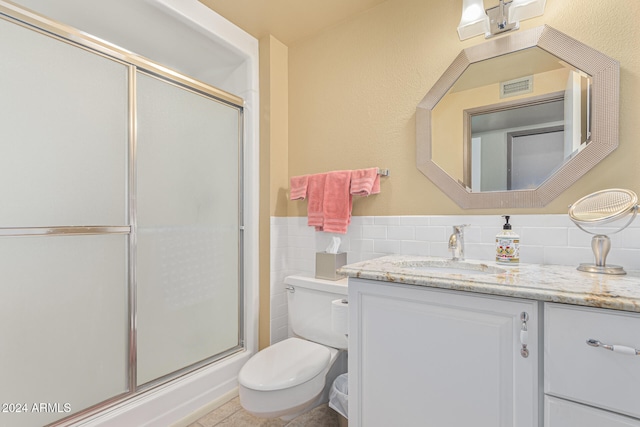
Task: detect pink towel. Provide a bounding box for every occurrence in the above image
[290,175,309,200]
[307,173,327,230]
[322,170,353,234]
[350,168,380,196]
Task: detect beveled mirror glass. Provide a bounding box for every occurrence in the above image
[416,26,619,208]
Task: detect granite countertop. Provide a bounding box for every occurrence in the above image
[337,255,640,313]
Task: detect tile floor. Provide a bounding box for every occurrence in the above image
[188,397,341,427]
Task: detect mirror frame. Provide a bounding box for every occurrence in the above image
[416,25,619,209]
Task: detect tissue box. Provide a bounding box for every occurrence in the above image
[315,252,347,281]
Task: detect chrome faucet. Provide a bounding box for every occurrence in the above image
[448,225,469,261]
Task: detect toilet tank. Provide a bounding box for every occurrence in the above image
[284,275,348,349]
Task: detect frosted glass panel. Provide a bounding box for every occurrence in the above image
[0,235,128,427]
[136,72,241,385]
[0,18,127,226]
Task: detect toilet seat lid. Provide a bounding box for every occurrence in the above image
[239,337,331,391]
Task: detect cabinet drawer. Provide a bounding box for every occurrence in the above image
[545,396,640,427]
[545,303,640,418]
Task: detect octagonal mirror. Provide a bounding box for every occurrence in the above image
[416,25,619,208]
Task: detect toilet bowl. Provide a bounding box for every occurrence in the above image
[239,337,340,419]
[238,275,348,420]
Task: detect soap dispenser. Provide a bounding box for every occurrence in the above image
[496,215,519,264]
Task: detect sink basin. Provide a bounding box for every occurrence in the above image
[394,259,506,275]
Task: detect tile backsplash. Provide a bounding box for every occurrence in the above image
[269,214,640,344]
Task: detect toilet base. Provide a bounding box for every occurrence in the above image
[278,392,323,421]
[239,348,348,420]
[240,388,322,420]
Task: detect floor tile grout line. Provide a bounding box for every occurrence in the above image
[209,399,244,426]
[212,405,243,426]
[196,400,338,426]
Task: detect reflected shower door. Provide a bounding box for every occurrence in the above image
[135,72,242,386]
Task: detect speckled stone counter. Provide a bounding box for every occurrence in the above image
[337,255,640,313]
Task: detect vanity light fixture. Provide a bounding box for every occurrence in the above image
[457,0,546,40]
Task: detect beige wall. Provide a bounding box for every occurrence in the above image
[286,0,640,216]
[259,35,288,349]
[258,0,639,344]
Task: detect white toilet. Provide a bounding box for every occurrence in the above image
[238,275,348,420]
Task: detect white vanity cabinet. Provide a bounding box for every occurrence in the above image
[544,303,640,426]
[348,278,540,427]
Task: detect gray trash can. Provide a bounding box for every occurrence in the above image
[329,373,348,426]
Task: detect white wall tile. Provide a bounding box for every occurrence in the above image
[466,243,494,261]
[269,215,640,345]
[374,216,401,225]
[401,240,430,256]
[608,248,640,270]
[568,228,624,248]
[463,226,482,243]
[270,280,286,297]
[521,227,568,246]
[373,239,401,254]
[270,216,290,226]
[519,245,545,265]
[399,216,430,226]
[288,234,315,249]
[362,225,387,239]
[270,293,287,318]
[345,224,363,239]
[516,214,573,227]
[464,215,504,226]
[481,226,502,243]
[314,233,343,251]
[415,226,446,242]
[544,246,592,266]
[270,313,289,344]
[568,228,592,247]
[350,239,374,253]
[387,225,415,240]
[360,251,387,261]
[623,227,640,249]
[352,216,375,225]
[430,241,450,258]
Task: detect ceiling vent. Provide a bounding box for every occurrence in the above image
[500,75,533,98]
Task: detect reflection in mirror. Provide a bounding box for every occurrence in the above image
[416,25,619,208]
[470,78,590,191]
[432,47,592,193]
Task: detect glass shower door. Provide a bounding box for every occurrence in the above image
[0,16,129,427]
[135,71,242,386]
[0,6,245,424]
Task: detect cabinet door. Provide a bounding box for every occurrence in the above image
[349,279,539,427]
[545,396,640,427]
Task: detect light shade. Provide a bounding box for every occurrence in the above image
[457,0,490,40]
[508,0,546,23]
